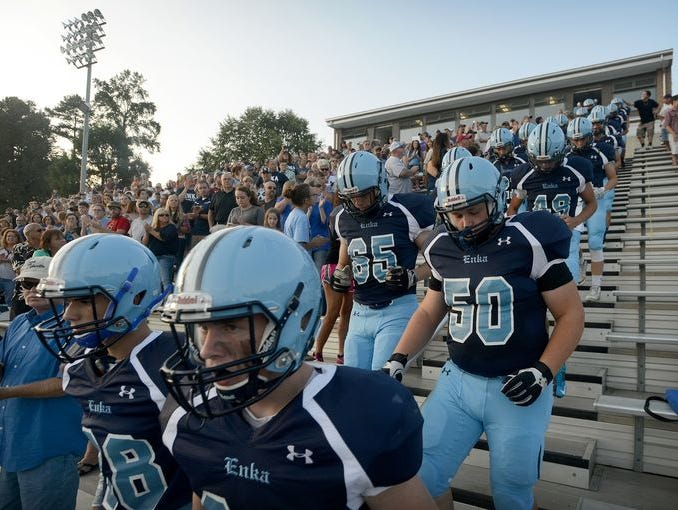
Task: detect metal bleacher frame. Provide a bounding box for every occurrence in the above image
[594,147,678,473]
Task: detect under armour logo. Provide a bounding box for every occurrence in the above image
[562,176,572,182]
[497,237,511,246]
[441,367,451,376]
[286,445,313,464]
[118,386,136,399]
[382,212,393,217]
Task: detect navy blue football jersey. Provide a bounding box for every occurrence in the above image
[64,331,192,510]
[594,134,619,152]
[512,156,592,216]
[161,364,423,510]
[490,155,527,180]
[607,116,622,133]
[566,144,615,187]
[336,193,434,305]
[513,145,528,162]
[424,212,571,377]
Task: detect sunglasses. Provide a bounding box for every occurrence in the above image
[158,213,170,217]
[20,280,40,290]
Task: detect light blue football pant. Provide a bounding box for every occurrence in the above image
[565,229,582,282]
[585,196,608,252]
[419,360,553,509]
[344,293,418,370]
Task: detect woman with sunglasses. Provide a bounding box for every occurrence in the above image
[142,208,178,290]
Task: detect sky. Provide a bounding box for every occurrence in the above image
[1,0,676,184]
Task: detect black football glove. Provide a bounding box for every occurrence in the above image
[501,361,553,406]
[329,265,352,293]
[382,353,408,382]
[385,266,417,291]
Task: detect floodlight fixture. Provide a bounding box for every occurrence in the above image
[60,9,107,193]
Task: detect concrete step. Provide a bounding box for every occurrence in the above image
[465,433,597,490]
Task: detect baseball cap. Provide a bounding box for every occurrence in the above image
[389,141,405,151]
[107,201,122,209]
[16,256,51,281]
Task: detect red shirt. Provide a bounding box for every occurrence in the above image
[107,216,131,234]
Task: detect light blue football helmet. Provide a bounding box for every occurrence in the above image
[574,107,589,118]
[441,146,472,170]
[489,127,515,152]
[554,113,569,128]
[35,234,167,362]
[518,122,537,141]
[611,96,624,106]
[567,117,593,142]
[607,102,618,115]
[583,98,596,110]
[590,104,609,118]
[588,107,608,124]
[336,150,388,221]
[435,156,508,248]
[160,226,323,418]
[527,121,566,171]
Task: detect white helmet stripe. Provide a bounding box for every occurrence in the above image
[343,152,356,190]
[540,123,548,156]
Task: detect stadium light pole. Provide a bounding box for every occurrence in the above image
[60,9,106,193]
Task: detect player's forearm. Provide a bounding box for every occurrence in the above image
[540,305,584,375]
[413,264,431,282]
[0,377,64,399]
[392,306,441,357]
[572,200,597,226]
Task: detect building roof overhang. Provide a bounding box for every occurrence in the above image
[326,49,673,130]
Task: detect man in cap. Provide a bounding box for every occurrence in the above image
[385,141,417,194]
[0,257,86,509]
[105,201,130,235]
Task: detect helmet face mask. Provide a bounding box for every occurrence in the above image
[34,236,168,363]
[162,295,307,419]
[160,227,323,419]
[339,187,381,222]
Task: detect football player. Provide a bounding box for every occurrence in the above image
[508,121,597,283]
[331,151,434,370]
[489,127,526,177]
[34,234,192,510]
[566,118,617,301]
[514,122,537,161]
[590,108,622,227]
[159,226,436,510]
[384,157,584,509]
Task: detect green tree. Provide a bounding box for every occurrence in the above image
[0,97,52,210]
[198,107,320,167]
[46,152,81,197]
[93,69,160,185]
[45,94,85,157]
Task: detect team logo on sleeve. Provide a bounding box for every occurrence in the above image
[286,445,314,464]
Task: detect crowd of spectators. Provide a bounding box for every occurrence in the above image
[2,92,674,314]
